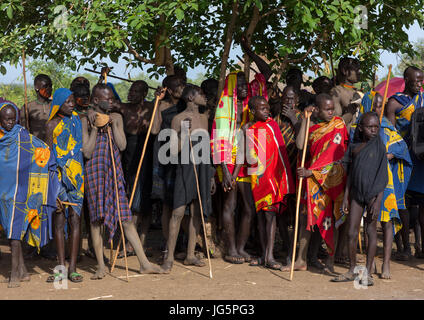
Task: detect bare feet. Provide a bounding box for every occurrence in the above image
[183,257,206,267]
[161,261,173,273]
[139,263,164,274]
[380,263,391,279]
[8,279,20,288]
[90,267,106,280]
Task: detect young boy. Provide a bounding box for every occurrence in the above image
[45,88,85,283]
[244,96,294,270]
[332,112,388,286]
[162,84,212,272]
[0,102,59,287]
[289,93,348,273]
[20,74,52,141]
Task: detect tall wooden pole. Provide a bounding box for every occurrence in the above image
[107,126,129,282]
[189,130,213,279]
[290,113,311,281]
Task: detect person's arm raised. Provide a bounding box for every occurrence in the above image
[240,35,273,81]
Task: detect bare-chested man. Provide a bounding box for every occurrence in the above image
[162,84,212,271]
[20,74,52,141]
[82,84,161,279]
[115,80,155,258]
[330,57,362,130]
[151,75,186,249]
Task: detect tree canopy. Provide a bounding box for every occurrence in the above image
[1,0,423,88]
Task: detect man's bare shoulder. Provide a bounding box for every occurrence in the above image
[158,100,172,112]
[45,117,60,132]
[387,96,402,110]
[330,86,343,97]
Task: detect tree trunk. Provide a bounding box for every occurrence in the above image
[216,0,239,102]
[243,6,260,82]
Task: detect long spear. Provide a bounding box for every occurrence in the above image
[290,112,311,281]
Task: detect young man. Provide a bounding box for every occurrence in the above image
[211,71,260,264]
[244,96,294,270]
[20,74,52,141]
[273,85,302,263]
[115,80,154,258]
[45,88,84,283]
[386,66,424,260]
[333,112,388,286]
[72,83,91,118]
[151,75,186,250]
[330,57,362,130]
[162,84,212,272]
[0,102,59,287]
[82,84,161,279]
[287,93,348,273]
[375,100,412,278]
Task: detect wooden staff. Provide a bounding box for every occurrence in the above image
[188,129,213,279]
[290,112,311,281]
[380,65,392,123]
[358,228,363,254]
[111,92,162,272]
[22,49,30,131]
[107,126,129,282]
[84,68,156,90]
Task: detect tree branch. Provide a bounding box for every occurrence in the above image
[259,4,285,20]
[216,0,239,102]
[243,5,260,81]
[287,35,321,64]
[123,38,154,64]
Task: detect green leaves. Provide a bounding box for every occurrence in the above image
[0,0,422,83]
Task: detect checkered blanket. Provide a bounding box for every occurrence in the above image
[85,127,131,240]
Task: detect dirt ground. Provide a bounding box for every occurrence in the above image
[0,228,423,300]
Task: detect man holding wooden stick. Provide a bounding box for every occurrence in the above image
[162,84,213,272]
[283,94,348,274]
[115,80,155,258]
[82,84,161,279]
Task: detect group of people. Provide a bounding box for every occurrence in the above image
[1,40,424,289]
